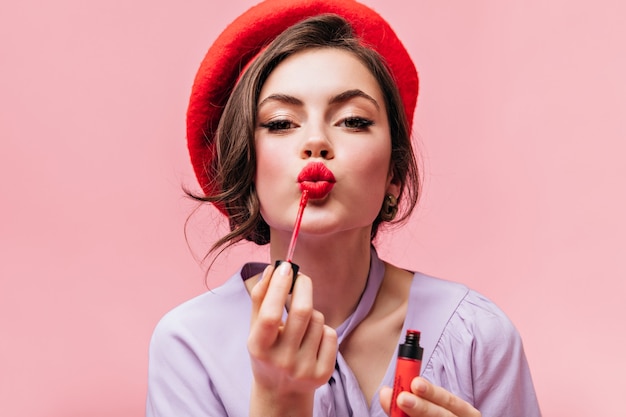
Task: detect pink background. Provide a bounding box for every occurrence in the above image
[1,0,624,416]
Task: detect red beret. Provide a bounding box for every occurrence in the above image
[187,0,418,207]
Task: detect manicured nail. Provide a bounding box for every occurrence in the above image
[277,261,292,276]
[274,260,300,293]
[413,378,427,395]
[398,392,417,408]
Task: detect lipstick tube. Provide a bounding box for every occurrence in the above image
[390,329,424,417]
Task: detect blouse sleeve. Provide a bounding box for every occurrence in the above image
[422,290,542,417]
[145,312,227,417]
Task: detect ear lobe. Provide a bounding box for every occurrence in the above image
[385,179,401,198]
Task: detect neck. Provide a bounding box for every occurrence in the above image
[270,228,373,328]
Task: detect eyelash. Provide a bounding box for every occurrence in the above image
[260,117,374,132]
[340,117,374,130]
[259,119,296,132]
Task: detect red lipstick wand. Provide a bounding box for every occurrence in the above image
[275,190,309,292]
[286,190,309,262]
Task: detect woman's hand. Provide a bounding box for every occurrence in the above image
[380,377,481,417]
[247,262,338,417]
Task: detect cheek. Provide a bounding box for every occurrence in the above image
[255,153,277,183]
[254,140,296,222]
[350,144,392,185]
[339,146,393,216]
[254,139,286,183]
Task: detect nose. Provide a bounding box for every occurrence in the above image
[301,126,334,160]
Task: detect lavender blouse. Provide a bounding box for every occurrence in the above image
[146,249,541,416]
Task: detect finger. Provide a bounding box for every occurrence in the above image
[396,391,459,417]
[410,377,480,417]
[250,265,274,321]
[249,262,293,350]
[258,261,293,320]
[282,273,313,348]
[297,308,323,353]
[289,309,327,381]
[314,325,338,382]
[378,386,393,415]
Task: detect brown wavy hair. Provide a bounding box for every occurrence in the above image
[188,14,420,257]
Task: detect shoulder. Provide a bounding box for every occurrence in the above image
[149,270,253,350]
[439,287,525,368]
[405,272,524,387]
[456,289,522,345]
[146,268,258,416]
[147,267,254,389]
[409,273,523,363]
[408,272,519,347]
[407,273,540,415]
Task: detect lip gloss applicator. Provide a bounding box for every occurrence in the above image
[275,189,309,292]
[286,189,309,263]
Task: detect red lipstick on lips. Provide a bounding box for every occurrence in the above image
[297,162,336,199]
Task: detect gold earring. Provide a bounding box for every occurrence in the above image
[381,194,398,221]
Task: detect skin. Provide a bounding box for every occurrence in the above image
[245,48,481,417]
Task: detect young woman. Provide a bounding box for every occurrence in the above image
[146,1,541,416]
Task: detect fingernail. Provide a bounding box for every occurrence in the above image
[398,392,417,408]
[275,260,292,276]
[274,260,300,293]
[413,378,427,395]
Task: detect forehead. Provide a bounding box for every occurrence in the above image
[258,48,384,102]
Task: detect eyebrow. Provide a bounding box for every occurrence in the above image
[257,89,380,110]
[257,94,303,109]
[329,89,380,110]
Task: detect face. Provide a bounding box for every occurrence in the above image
[254,48,399,240]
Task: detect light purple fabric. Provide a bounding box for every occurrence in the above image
[146,249,541,416]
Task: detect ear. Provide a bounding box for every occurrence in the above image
[385,169,401,198]
[385,161,401,197]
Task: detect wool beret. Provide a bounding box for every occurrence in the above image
[186,0,418,207]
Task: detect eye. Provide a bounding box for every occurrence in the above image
[339,117,374,130]
[259,119,298,132]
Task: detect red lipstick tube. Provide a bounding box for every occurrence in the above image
[390,329,424,417]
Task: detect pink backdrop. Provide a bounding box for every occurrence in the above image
[1,0,624,415]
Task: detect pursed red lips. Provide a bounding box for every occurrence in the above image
[297,162,336,199]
